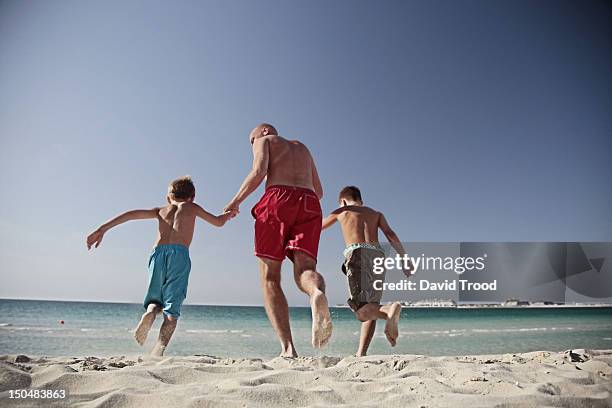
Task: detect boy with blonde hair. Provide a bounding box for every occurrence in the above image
[86,176,234,356]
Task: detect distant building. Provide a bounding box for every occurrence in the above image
[502,298,530,306]
[409,299,457,308]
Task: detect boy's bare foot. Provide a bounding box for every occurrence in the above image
[311,290,333,348]
[151,343,166,357]
[384,302,402,347]
[134,310,157,346]
[150,315,178,356]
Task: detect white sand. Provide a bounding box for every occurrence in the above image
[1,349,611,407]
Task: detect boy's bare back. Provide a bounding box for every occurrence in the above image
[322,186,404,257]
[155,202,198,247]
[86,176,232,251]
[333,206,383,246]
[132,201,230,248]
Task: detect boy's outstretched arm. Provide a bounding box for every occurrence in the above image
[86,208,159,250]
[194,204,235,227]
[322,213,338,230]
[379,212,413,277]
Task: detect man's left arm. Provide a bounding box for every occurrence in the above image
[224,138,269,213]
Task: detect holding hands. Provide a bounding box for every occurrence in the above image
[220,209,238,224]
[223,200,241,217]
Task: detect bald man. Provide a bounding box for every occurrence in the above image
[224,124,332,357]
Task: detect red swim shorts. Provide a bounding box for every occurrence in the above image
[251,185,322,262]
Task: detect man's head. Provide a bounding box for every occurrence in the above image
[168,176,196,202]
[338,186,363,206]
[249,123,278,144]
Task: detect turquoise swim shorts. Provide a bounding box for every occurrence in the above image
[143,244,191,318]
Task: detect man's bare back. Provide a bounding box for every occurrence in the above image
[263,135,319,193]
[224,126,323,214]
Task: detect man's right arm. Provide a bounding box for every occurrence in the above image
[224,138,269,213]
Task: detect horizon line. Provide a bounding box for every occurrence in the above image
[0,297,265,308]
[2,297,611,308]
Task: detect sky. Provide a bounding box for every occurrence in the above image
[1,0,611,306]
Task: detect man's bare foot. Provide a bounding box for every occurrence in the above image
[384,302,402,347]
[134,310,157,346]
[311,290,333,348]
[279,341,298,358]
[280,348,298,358]
[151,343,166,357]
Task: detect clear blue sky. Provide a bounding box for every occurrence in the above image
[1,0,611,306]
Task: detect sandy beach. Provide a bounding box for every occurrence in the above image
[1,349,611,407]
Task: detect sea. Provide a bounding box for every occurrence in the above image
[1,299,611,358]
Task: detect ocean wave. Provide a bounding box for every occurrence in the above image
[185,329,245,334]
[413,329,467,335]
[471,327,575,333]
[395,326,580,336]
[8,326,56,331]
[0,323,12,327]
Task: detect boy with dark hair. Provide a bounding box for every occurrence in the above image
[86,176,234,356]
[322,185,410,356]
